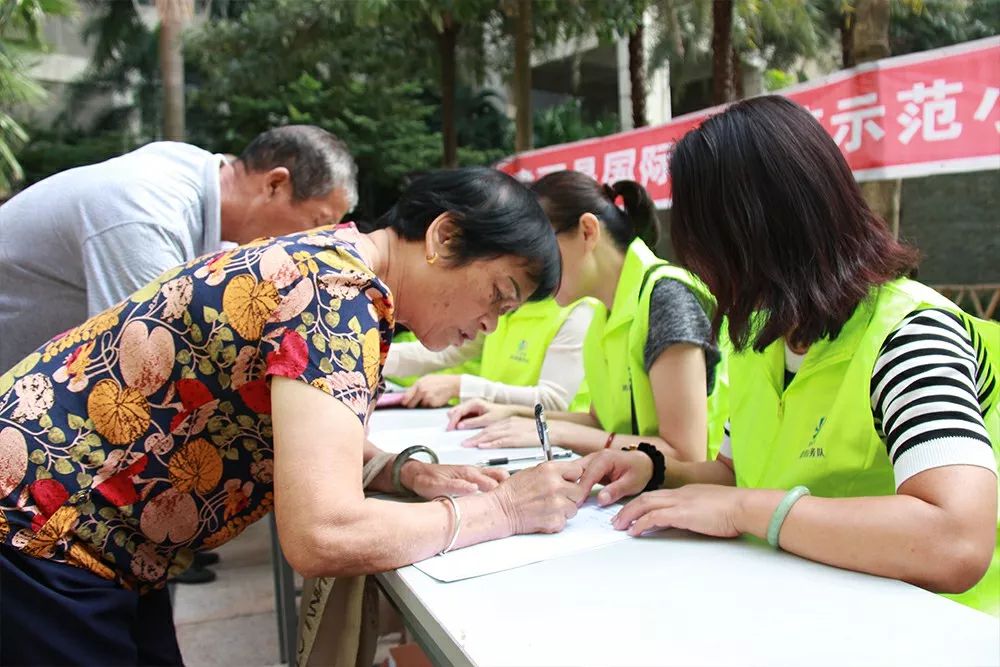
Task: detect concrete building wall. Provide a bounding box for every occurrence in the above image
[899,171,1000,285]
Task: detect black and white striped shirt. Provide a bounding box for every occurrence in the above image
[718,309,997,488]
[871,308,996,487]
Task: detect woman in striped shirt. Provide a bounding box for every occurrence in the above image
[576,95,998,614]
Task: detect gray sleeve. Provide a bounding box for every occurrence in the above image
[82,222,187,315]
[643,278,721,394]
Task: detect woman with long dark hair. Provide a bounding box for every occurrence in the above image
[577,96,998,614]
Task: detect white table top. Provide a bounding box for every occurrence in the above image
[371,408,1000,667]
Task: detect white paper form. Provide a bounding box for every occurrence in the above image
[368,427,469,454]
[412,499,630,582]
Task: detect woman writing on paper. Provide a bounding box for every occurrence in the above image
[448,171,727,462]
[383,295,595,411]
[576,96,999,614]
[0,168,589,664]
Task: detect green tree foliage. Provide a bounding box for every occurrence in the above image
[185,0,458,219]
[11,1,154,192]
[424,86,512,158]
[533,100,618,148]
[355,0,498,166]
[14,126,136,185]
[498,0,647,149]
[890,0,999,54]
[649,0,825,106]
[73,0,159,135]
[733,0,825,71]
[16,0,994,202]
[63,0,253,139]
[807,0,991,67]
[0,0,75,193]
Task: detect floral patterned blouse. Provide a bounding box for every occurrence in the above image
[0,224,394,591]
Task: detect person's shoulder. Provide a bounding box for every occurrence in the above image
[879,307,970,350]
[117,142,216,187]
[134,141,214,163]
[291,226,394,324]
[649,276,707,313]
[99,143,217,224]
[566,297,597,317]
[236,228,392,316]
[281,225,375,274]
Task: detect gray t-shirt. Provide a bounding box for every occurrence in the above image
[643,278,721,393]
[0,142,223,371]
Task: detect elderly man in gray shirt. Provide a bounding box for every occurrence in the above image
[0,124,358,371]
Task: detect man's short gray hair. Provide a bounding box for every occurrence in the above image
[239,125,358,211]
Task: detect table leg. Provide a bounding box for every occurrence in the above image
[270,514,298,665]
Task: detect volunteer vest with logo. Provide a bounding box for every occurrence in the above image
[480,298,594,412]
[582,238,729,455]
[728,278,999,615]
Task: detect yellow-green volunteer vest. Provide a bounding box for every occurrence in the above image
[582,238,729,456]
[480,298,594,412]
[728,278,999,615]
[389,300,592,412]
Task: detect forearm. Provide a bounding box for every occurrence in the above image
[492,403,594,425]
[461,376,570,410]
[363,441,444,497]
[364,440,397,494]
[550,410,601,427]
[550,421,710,459]
[664,457,736,487]
[302,493,512,577]
[386,339,479,377]
[275,379,510,578]
[735,491,992,593]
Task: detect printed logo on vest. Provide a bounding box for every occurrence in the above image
[510,339,530,364]
[798,417,826,459]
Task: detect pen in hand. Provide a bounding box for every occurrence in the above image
[534,403,553,461]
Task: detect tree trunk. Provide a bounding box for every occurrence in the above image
[852,0,899,237]
[840,11,855,68]
[437,15,459,168]
[628,23,647,128]
[711,0,734,105]
[860,179,901,237]
[730,44,743,100]
[853,0,891,63]
[157,0,191,141]
[570,51,583,97]
[513,0,532,152]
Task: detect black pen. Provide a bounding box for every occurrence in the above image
[534,403,553,461]
[479,452,572,467]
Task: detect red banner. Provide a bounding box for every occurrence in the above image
[498,37,1000,208]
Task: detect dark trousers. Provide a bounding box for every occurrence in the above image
[0,545,183,666]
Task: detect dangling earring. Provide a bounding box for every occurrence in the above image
[426,252,438,265]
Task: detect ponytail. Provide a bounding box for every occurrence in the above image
[609,180,659,249]
[532,170,659,252]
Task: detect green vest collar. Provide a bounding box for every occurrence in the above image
[756,292,883,396]
[605,238,659,336]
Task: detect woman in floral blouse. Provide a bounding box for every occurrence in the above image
[0,168,586,665]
